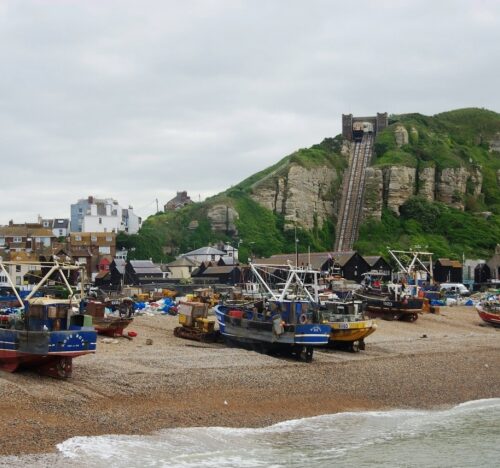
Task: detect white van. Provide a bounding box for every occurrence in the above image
[440,283,470,296]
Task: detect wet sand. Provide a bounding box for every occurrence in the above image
[0,305,499,457]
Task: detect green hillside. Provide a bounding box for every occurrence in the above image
[118,137,344,262]
[120,108,500,262]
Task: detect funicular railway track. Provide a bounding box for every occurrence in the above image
[334,133,373,251]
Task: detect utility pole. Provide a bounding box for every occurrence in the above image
[156,198,159,214]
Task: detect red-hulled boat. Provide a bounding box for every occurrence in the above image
[476,300,500,327]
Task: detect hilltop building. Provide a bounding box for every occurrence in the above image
[164,191,193,211]
[70,196,141,234]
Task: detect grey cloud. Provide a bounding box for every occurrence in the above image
[0,0,499,224]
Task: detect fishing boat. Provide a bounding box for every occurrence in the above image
[214,263,331,362]
[83,298,134,337]
[354,271,423,321]
[476,298,500,327]
[0,259,96,378]
[320,295,377,352]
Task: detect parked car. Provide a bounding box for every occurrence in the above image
[439,283,470,296]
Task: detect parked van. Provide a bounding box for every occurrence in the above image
[439,283,470,296]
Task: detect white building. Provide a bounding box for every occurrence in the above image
[70,196,142,234]
[39,217,70,238]
[181,244,239,265]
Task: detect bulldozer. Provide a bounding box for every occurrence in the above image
[173,301,219,342]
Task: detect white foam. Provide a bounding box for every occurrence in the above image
[48,399,500,467]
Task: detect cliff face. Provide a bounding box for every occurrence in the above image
[364,164,485,219]
[250,163,340,230]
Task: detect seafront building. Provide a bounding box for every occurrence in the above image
[70,196,142,234]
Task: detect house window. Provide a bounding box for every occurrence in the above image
[16,277,21,286]
[78,208,83,213]
[91,236,97,242]
[59,229,63,236]
[78,257,87,264]
[211,255,215,261]
[99,246,110,254]
[0,238,4,246]
[106,236,112,242]
[16,265,21,272]
[99,217,102,224]
[43,221,49,227]
[0,275,6,283]
[13,237,22,243]
[75,235,82,241]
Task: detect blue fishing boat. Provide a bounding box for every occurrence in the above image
[215,263,331,362]
[0,260,97,378]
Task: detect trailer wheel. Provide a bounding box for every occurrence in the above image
[359,339,366,351]
[350,341,360,353]
[305,346,314,362]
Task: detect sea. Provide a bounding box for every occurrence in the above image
[2,399,499,467]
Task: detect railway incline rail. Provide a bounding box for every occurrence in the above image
[334,134,373,252]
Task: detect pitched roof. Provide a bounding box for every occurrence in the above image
[252,252,331,270]
[166,257,199,267]
[113,258,126,274]
[252,251,360,269]
[129,260,163,275]
[437,258,462,268]
[363,255,385,267]
[201,266,240,275]
[183,246,225,256]
[53,219,69,228]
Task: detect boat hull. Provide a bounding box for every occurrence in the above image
[93,317,133,337]
[476,305,500,327]
[214,305,331,348]
[329,319,377,342]
[354,291,422,321]
[0,328,96,378]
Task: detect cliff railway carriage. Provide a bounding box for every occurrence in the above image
[352,121,374,142]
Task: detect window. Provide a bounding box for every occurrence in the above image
[99,217,102,224]
[16,265,21,272]
[13,237,22,243]
[0,238,4,246]
[0,275,6,283]
[91,236,97,242]
[78,208,83,213]
[106,236,112,242]
[59,229,63,236]
[78,257,87,264]
[16,277,21,286]
[75,235,82,241]
[99,246,110,254]
[211,255,215,261]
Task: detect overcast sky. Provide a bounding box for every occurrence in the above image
[1,0,499,224]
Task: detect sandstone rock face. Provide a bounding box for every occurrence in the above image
[410,126,419,143]
[207,205,239,233]
[251,164,339,230]
[490,132,500,153]
[417,166,436,201]
[435,167,470,210]
[383,166,416,213]
[363,167,383,221]
[394,125,409,147]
